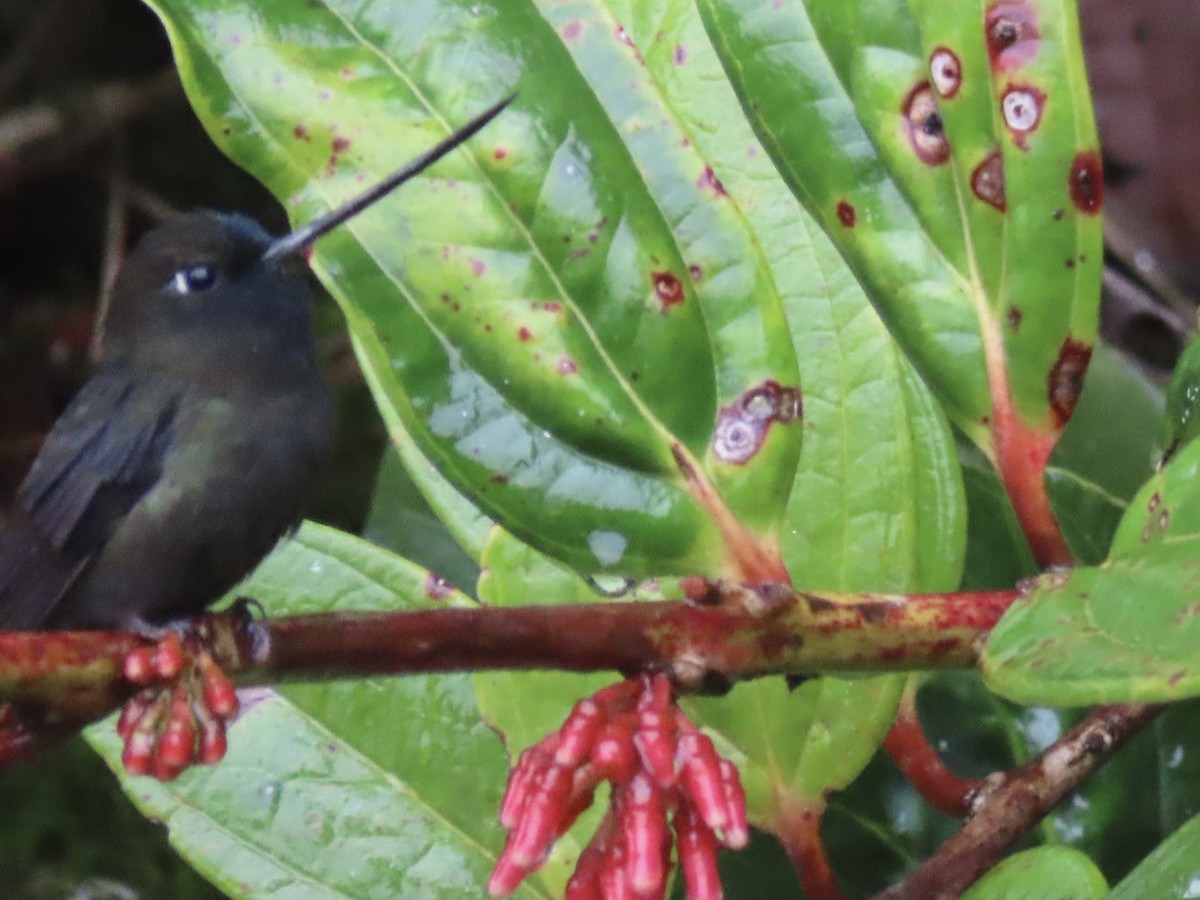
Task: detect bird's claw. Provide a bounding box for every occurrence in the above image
[118,627,238,780]
[489,673,748,900]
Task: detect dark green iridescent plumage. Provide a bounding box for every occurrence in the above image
[0,95,512,630]
[0,212,333,629]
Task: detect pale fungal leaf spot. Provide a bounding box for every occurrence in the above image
[1002,88,1041,132]
[929,48,962,98]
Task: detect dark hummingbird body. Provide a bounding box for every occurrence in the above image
[0,96,512,631]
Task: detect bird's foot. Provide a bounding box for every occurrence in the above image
[118,624,239,780]
[488,673,748,900]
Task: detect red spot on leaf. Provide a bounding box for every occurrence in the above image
[986,1,1040,72]
[518,326,533,342]
[332,136,351,154]
[674,45,688,65]
[836,200,856,227]
[1048,337,1092,428]
[971,151,1007,211]
[562,20,582,40]
[903,82,949,165]
[615,24,633,46]
[339,67,354,80]
[697,166,727,196]
[1007,307,1022,330]
[293,124,311,142]
[688,264,703,282]
[1069,152,1103,214]
[652,271,685,312]
[542,301,563,313]
[557,357,578,375]
[470,258,486,276]
[493,147,508,160]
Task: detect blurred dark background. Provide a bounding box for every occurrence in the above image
[0,0,1195,896]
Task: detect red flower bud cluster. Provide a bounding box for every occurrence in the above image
[489,674,748,900]
[119,631,239,780]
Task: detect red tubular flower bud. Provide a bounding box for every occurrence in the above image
[151,632,184,679]
[718,759,749,849]
[599,843,634,900]
[591,723,638,783]
[564,846,605,900]
[121,730,155,776]
[200,656,239,718]
[508,762,575,868]
[633,710,677,789]
[198,718,228,765]
[622,774,668,898]
[486,851,529,899]
[123,647,156,684]
[678,730,729,833]
[555,699,603,768]
[677,804,723,900]
[499,745,552,829]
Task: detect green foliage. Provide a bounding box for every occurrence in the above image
[72,0,1200,896]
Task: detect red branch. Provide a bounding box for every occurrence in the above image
[0,587,1017,731]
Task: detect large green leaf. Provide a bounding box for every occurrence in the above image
[696,0,1102,453]
[90,525,537,900]
[1108,809,1200,900]
[983,435,1200,704]
[147,0,814,582]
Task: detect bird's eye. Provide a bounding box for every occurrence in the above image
[170,263,217,294]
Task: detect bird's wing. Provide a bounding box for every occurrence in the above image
[0,364,179,628]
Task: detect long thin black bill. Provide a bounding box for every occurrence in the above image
[261,93,514,262]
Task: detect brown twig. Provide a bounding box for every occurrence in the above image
[872,703,1161,900]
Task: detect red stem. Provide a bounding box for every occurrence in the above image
[987,359,1074,569]
[883,682,980,817]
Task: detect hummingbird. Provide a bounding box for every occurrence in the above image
[0,96,511,631]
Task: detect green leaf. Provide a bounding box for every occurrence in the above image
[982,537,1200,705]
[1108,810,1200,900]
[1159,332,1200,464]
[146,0,818,581]
[961,846,1106,900]
[696,0,1102,447]
[1045,467,1125,565]
[90,524,532,900]
[364,447,482,592]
